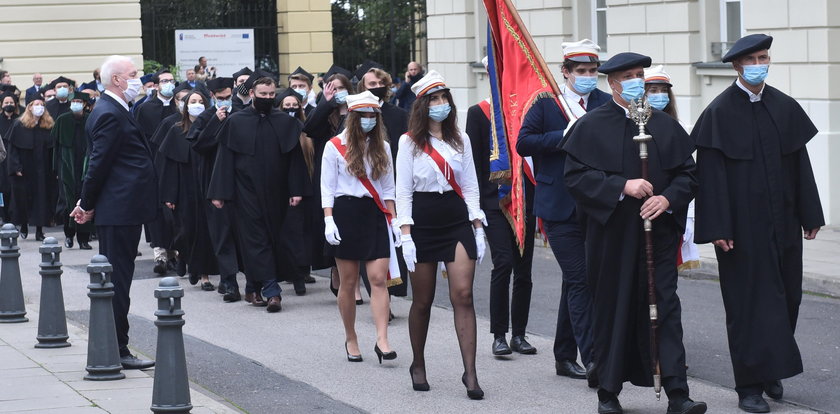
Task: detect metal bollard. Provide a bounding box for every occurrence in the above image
[0,223,27,323]
[84,255,125,381]
[36,237,70,348]
[151,277,192,413]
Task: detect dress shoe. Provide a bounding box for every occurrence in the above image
[65,237,74,248]
[167,258,178,272]
[153,259,167,275]
[764,380,783,400]
[120,354,155,370]
[252,293,267,307]
[304,274,316,284]
[556,359,587,379]
[409,363,429,391]
[510,335,537,354]
[738,394,770,413]
[598,397,623,414]
[188,273,200,285]
[667,398,707,414]
[293,280,306,296]
[78,241,92,250]
[176,259,187,277]
[223,289,242,303]
[374,343,397,364]
[266,296,282,312]
[35,231,45,241]
[19,227,28,239]
[586,361,599,388]
[217,282,228,295]
[461,373,484,400]
[356,298,364,305]
[492,337,512,356]
[345,342,363,362]
[201,281,215,291]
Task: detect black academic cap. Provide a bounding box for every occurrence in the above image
[324,64,353,81]
[0,84,16,94]
[48,76,75,89]
[597,52,652,74]
[353,60,385,82]
[140,73,158,84]
[722,34,773,63]
[276,87,302,103]
[289,66,314,84]
[243,69,276,91]
[78,81,97,91]
[72,91,90,102]
[26,92,44,104]
[173,82,193,96]
[232,67,253,80]
[206,77,234,92]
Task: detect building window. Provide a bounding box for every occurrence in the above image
[720,0,743,43]
[592,0,607,52]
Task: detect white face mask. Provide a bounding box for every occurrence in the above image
[31,105,45,117]
[187,103,205,117]
[121,77,143,101]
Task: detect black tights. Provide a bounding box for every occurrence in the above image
[408,242,480,389]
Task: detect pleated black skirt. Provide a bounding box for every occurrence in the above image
[325,196,390,260]
[411,191,477,262]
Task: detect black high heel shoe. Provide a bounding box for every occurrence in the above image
[345,342,363,362]
[409,363,429,391]
[329,268,339,297]
[374,343,397,364]
[462,373,484,400]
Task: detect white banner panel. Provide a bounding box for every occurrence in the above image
[174,29,254,79]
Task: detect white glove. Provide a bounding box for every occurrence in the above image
[324,216,341,246]
[400,234,416,272]
[391,218,402,247]
[474,227,486,265]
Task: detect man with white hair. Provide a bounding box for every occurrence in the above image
[71,55,157,370]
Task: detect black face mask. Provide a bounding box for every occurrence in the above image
[368,87,388,100]
[2,105,14,113]
[283,108,298,117]
[253,97,274,114]
[237,84,249,96]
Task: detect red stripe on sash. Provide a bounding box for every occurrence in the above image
[422,143,464,199]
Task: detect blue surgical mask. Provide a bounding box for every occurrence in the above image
[159,82,175,98]
[429,103,451,122]
[335,90,348,104]
[216,100,232,110]
[293,88,307,99]
[619,78,645,102]
[70,101,84,113]
[647,92,670,110]
[360,117,377,133]
[573,76,597,95]
[741,64,769,86]
[56,87,69,99]
[97,83,105,92]
[390,87,398,94]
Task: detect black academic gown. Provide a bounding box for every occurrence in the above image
[0,114,17,220]
[692,83,825,387]
[46,99,71,120]
[231,95,251,113]
[6,120,56,227]
[145,112,181,249]
[158,121,218,277]
[562,101,697,394]
[207,107,308,283]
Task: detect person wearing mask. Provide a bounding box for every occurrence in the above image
[0,93,18,222]
[231,67,253,112]
[158,90,217,291]
[394,61,425,110]
[322,90,400,363]
[25,73,44,104]
[7,95,54,241]
[52,92,93,249]
[288,66,316,116]
[131,73,158,113]
[692,34,824,413]
[396,71,486,400]
[208,76,309,313]
[185,67,209,97]
[561,52,705,414]
[45,76,75,119]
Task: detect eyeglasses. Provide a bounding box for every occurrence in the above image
[159,79,175,84]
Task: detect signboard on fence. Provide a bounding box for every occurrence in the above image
[174,29,255,79]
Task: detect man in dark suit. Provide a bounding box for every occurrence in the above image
[71,55,157,370]
[517,39,611,385]
[24,73,44,104]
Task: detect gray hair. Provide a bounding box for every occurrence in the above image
[100,55,135,88]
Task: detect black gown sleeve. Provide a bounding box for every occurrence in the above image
[659,153,697,216]
[206,121,234,202]
[693,147,732,244]
[191,113,223,155]
[302,97,338,142]
[6,121,22,175]
[796,148,825,231]
[287,142,308,198]
[563,154,627,226]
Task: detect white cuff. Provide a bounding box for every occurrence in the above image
[469,208,488,226]
[398,216,415,227]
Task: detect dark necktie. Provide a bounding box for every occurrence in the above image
[579,98,585,110]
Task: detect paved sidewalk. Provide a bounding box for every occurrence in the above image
[0,307,242,413]
[687,225,840,297]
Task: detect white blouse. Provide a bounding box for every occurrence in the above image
[320,131,395,209]
[395,133,486,227]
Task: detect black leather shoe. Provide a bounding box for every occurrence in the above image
[738,394,770,413]
[217,282,228,295]
[764,380,783,400]
[304,274,316,284]
[492,337,512,356]
[266,296,282,312]
[598,397,623,414]
[120,354,155,370]
[223,289,241,303]
[65,237,74,248]
[556,359,587,379]
[201,281,215,291]
[510,335,537,354]
[586,362,599,388]
[79,241,92,250]
[667,398,707,414]
[176,259,187,277]
[293,280,306,296]
[35,230,45,241]
[188,273,200,285]
[153,260,167,275]
[19,228,28,239]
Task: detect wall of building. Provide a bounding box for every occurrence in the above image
[426,0,840,224]
[276,0,333,87]
[0,0,143,89]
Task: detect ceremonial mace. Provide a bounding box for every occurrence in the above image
[629,97,661,400]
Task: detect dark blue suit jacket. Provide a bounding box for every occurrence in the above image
[24,85,42,103]
[516,88,611,222]
[80,93,158,226]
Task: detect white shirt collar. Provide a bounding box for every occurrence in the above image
[104,90,129,111]
[612,99,631,118]
[157,93,172,106]
[736,78,764,102]
[561,83,590,107]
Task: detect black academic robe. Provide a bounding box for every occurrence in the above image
[158,122,218,277]
[0,114,16,219]
[692,83,824,387]
[134,96,178,145]
[46,99,71,120]
[562,101,697,394]
[6,120,56,227]
[145,112,181,249]
[207,107,308,282]
[231,95,251,113]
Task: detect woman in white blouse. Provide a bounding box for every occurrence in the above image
[395,71,487,400]
[321,91,400,364]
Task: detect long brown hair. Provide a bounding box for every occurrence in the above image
[407,89,462,154]
[326,74,353,133]
[177,91,209,134]
[343,111,390,180]
[19,99,54,129]
[282,93,315,177]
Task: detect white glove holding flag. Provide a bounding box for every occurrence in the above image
[474,227,486,264]
[324,216,341,245]
[401,234,417,272]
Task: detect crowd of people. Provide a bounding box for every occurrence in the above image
[0,31,824,414]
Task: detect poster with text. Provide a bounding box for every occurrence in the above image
[174,29,255,79]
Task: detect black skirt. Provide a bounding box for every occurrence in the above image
[411,191,477,262]
[325,196,390,260]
